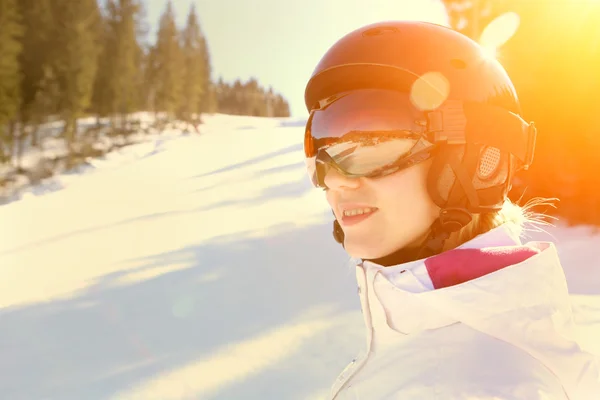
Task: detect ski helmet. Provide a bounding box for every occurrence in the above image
[303,20,537,256]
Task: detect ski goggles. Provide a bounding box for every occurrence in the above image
[304,89,438,189]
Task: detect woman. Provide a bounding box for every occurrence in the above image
[303,21,600,399]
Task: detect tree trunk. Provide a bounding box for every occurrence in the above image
[31,123,40,148]
[0,125,7,164]
[8,120,18,167]
[14,125,28,170]
[63,116,75,154]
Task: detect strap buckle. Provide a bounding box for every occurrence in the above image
[427,100,467,144]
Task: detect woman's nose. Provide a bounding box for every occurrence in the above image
[323,166,361,190]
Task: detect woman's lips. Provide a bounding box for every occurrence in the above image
[340,208,378,227]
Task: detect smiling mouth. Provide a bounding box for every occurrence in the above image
[340,208,378,227]
[342,207,377,217]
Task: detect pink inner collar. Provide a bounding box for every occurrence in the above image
[424,245,541,289]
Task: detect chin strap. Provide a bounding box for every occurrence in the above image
[416,219,451,260]
[332,208,473,265]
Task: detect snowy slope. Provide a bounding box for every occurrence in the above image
[0,114,598,400]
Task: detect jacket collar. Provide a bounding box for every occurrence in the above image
[353,224,566,337]
[355,222,524,272]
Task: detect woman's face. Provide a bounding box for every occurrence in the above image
[325,159,440,259]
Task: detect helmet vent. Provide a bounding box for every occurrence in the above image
[362,26,399,37]
[450,58,467,69]
[477,146,501,179]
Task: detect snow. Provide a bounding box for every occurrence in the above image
[0,113,598,399]
[0,113,197,206]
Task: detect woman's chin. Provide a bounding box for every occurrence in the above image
[344,238,390,260]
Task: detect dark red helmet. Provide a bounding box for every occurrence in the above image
[305,20,522,115]
[304,21,536,245]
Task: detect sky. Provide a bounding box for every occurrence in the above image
[145,0,450,117]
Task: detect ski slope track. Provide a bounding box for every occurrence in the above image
[0,113,598,399]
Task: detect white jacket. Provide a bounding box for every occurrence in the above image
[329,225,600,399]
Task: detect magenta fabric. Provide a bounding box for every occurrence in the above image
[425,246,542,289]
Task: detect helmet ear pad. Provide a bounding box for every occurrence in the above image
[426,142,514,215]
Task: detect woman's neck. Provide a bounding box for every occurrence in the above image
[366,245,424,266]
[365,228,439,266]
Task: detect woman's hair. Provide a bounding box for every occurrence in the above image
[444,197,557,251]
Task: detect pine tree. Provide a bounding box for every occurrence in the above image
[265,87,279,117]
[0,0,24,163]
[114,0,143,126]
[213,77,291,117]
[131,2,148,116]
[202,82,219,114]
[143,45,158,114]
[50,0,102,148]
[244,78,267,116]
[17,0,55,139]
[92,0,118,120]
[180,4,206,124]
[12,0,50,165]
[151,1,183,120]
[93,0,144,129]
[232,79,243,114]
[215,77,228,113]
[198,34,213,114]
[273,94,291,117]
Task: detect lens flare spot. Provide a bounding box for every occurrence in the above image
[484,47,498,60]
[410,71,450,111]
[479,12,520,50]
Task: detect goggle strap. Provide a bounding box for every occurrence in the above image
[428,101,535,167]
